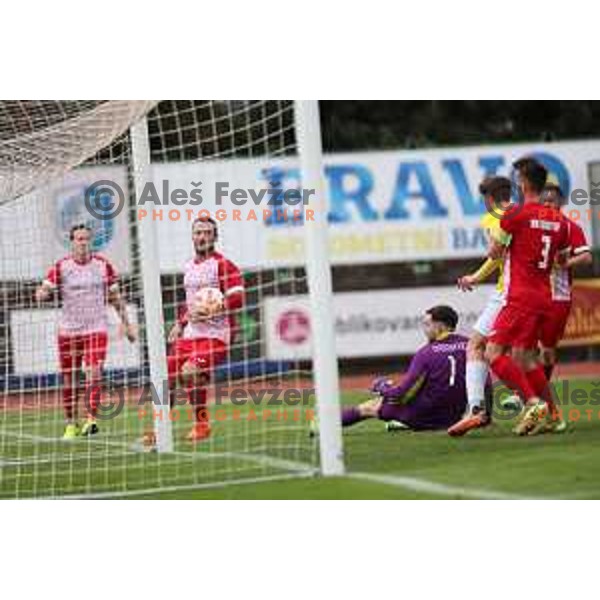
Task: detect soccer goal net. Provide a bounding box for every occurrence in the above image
[0,100,343,499]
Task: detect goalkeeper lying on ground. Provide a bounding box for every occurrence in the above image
[340,305,491,432]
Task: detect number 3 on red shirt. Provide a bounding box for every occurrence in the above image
[538,235,552,270]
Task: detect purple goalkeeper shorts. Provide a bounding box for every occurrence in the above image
[378,398,463,431]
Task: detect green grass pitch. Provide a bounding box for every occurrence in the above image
[1,378,599,499]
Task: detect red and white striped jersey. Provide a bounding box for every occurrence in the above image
[45,254,118,335]
[181,252,244,344]
[551,217,590,302]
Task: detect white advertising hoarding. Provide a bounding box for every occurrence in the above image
[149,140,599,271]
[264,285,495,360]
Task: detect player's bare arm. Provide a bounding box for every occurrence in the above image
[35,280,54,303]
[562,251,593,270]
[167,322,183,345]
[108,286,136,342]
[169,303,189,342]
[458,258,501,291]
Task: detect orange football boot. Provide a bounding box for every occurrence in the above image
[187,421,211,442]
[447,407,490,437]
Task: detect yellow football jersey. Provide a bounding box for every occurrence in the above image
[480,212,505,293]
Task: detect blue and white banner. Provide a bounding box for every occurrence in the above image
[151,140,599,270]
[1,140,597,279]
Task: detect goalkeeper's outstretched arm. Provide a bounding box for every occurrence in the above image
[371,353,428,406]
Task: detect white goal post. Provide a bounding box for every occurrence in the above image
[294,101,344,476]
[130,117,173,454]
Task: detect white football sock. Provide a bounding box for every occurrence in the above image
[466,360,488,411]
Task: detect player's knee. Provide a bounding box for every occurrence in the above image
[84,364,101,381]
[520,349,539,371]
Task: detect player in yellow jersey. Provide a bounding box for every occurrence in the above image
[448,176,512,436]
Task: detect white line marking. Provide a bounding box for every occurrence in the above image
[49,472,315,499]
[0,430,316,491]
[350,471,537,500]
[0,451,139,468]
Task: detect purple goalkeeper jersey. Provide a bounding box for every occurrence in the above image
[379,333,468,430]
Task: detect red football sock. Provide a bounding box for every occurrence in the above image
[490,355,536,402]
[543,363,555,382]
[86,378,102,419]
[187,387,208,423]
[526,365,559,419]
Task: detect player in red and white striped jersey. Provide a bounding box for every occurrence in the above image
[35,224,136,439]
[167,217,244,442]
[540,184,592,381]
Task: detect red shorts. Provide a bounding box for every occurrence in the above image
[167,338,227,382]
[58,332,108,374]
[540,301,572,349]
[488,303,556,350]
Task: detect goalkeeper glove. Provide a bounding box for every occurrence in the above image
[370,376,394,396]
